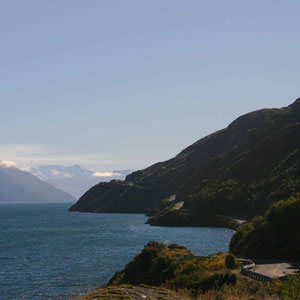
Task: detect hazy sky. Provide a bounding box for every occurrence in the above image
[1,0,299,171]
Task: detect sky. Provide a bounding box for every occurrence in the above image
[0,0,299,171]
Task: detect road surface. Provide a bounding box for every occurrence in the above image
[253,260,299,278]
[172,201,184,210]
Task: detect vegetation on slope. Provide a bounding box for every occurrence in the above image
[81,284,190,300]
[230,194,300,260]
[80,191,300,299]
[147,207,239,229]
[150,122,300,226]
[81,242,300,300]
[109,241,237,295]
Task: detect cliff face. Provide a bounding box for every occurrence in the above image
[69,99,300,227]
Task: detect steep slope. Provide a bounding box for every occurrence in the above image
[149,122,300,226]
[0,165,75,203]
[70,98,300,225]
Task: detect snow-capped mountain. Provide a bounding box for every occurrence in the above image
[28,165,133,199]
[29,164,94,180]
[0,161,75,203]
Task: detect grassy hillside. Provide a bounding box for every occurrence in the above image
[109,242,237,292]
[80,242,300,300]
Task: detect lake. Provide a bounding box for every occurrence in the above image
[0,202,233,299]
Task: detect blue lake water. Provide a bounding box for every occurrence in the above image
[0,202,234,299]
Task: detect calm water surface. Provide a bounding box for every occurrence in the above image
[0,202,233,299]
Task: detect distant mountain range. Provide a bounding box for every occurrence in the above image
[28,165,132,199]
[70,98,300,229]
[0,163,75,203]
[29,164,94,179]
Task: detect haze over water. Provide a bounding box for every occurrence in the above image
[0,202,233,299]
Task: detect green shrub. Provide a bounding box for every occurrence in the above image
[230,194,300,260]
[199,272,237,292]
[225,254,236,269]
[167,243,186,250]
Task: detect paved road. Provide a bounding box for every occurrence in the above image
[172,201,184,210]
[234,218,247,225]
[253,260,299,278]
[165,194,176,202]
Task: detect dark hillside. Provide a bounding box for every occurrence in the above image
[70,99,300,227]
[69,180,167,213]
[176,122,300,218]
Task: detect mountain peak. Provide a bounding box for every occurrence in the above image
[0,165,75,203]
[27,165,133,198]
[289,97,300,111]
[0,160,17,169]
[30,164,94,179]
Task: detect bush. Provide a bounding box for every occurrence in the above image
[168,243,187,250]
[225,254,237,269]
[199,272,237,292]
[230,194,300,260]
